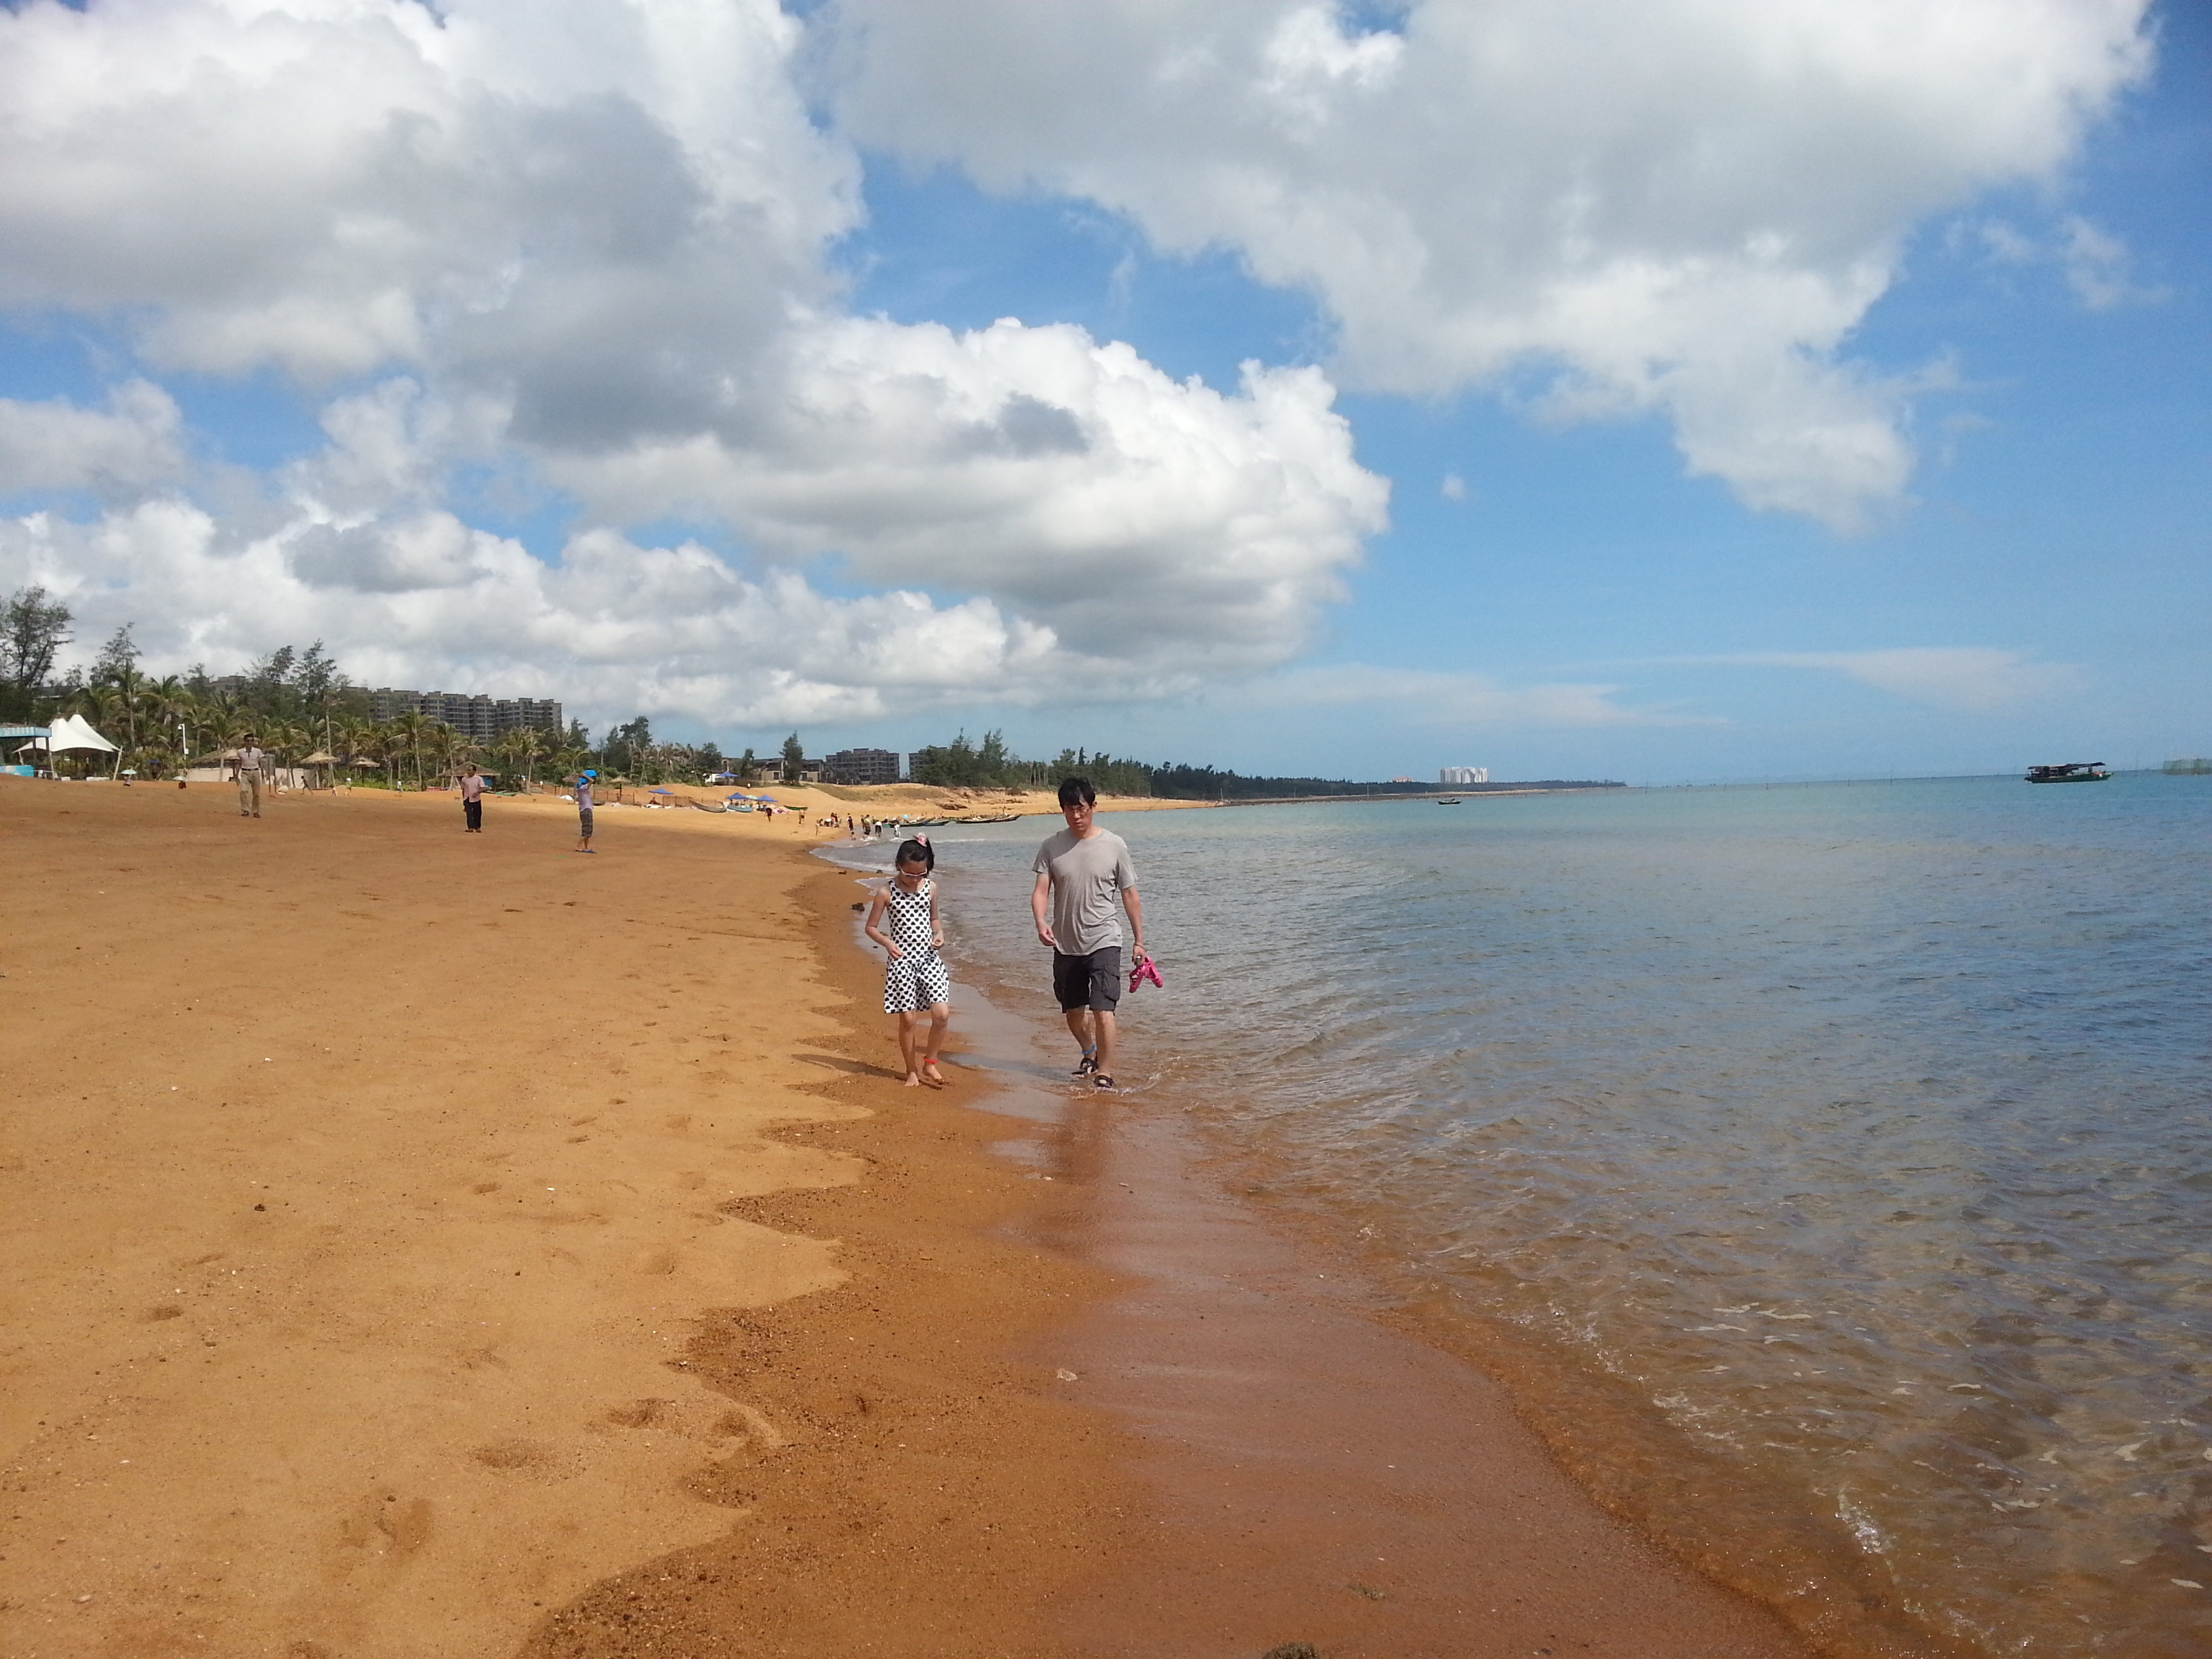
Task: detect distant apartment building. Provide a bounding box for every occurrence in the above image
[822,747,901,785]
[369,688,564,740]
[1440,765,1490,785]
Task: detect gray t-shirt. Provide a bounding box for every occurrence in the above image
[1033,827,1137,955]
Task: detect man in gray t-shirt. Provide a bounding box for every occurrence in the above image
[1031,775,1147,1090]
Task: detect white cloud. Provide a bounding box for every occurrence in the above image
[1965,213,2165,310]
[0,499,1063,728]
[2057,215,2165,310]
[0,381,185,497]
[549,317,1386,670]
[824,0,2153,528]
[0,0,1389,715]
[1257,663,1715,729]
[1708,648,2087,712]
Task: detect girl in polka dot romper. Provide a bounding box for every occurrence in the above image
[864,838,951,1087]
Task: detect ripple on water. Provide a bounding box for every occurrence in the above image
[935,779,2212,1658]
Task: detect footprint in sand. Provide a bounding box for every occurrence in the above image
[470,1439,560,1475]
[605,1398,674,1429]
[337,1493,434,1558]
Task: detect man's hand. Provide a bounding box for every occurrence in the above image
[1031,868,1057,949]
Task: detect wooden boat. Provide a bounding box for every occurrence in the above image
[2026,762,2110,783]
[1437,797,1463,805]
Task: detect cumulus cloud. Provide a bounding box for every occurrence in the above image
[1707,648,2087,712]
[550,319,1386,668]
[0,499,1076,727]
[824,0,2152,528]
[0,381,185,497]
[0,0,1389,718]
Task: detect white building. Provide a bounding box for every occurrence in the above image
[1439,765,1489,785]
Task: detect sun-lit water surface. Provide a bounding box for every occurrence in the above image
[909,777,2211,1658]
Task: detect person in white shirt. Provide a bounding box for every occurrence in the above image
[234,735,268,818]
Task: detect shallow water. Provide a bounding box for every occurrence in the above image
[891,777,2212,1658]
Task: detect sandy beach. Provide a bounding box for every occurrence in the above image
[2,775,1820,1658]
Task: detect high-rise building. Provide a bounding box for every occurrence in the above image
[822,747,902,784]
[1439,765,1489,785]
[369,689,564,740]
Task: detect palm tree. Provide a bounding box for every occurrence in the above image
[496,724,546,787]
[350,720,396,788]
[388,710,431,790]
[425,721,466,785]
[140,676,192,777]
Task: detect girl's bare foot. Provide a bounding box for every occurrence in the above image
[922,1059,945,1087]
[902,1071,922,1088]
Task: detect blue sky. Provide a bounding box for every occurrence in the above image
[0,0,2202,782]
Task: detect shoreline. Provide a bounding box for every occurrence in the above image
[4,775,1849,1657]
[878,833,1837,1659]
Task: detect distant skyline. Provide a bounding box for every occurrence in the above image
[1,0,2204,784]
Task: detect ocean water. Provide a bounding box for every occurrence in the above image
[897,776,2212,1658]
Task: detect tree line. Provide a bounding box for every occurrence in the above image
[6,588,1603,797]
[0,589,599,787]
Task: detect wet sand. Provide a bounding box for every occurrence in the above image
[3,776,1823,1658]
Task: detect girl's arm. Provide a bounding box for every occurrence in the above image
[929,883,943,949]
[863,890,901,956]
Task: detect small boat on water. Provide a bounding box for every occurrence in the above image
[964,812,1022,823]
[906,817,950,827]
[2026,762,2111,783]
[1437,797,1462,805]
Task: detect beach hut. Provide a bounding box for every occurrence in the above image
[300,750,340,790]
[2,724,45,776]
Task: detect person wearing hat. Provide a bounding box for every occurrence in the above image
[575,769,597,853]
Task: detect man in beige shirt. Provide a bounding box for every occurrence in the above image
[234,735,268,818]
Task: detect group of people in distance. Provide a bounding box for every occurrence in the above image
[865,775,1149,1090]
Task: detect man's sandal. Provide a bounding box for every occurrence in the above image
[1073,1052,1098,1077]
[1092,1074,1115,1090]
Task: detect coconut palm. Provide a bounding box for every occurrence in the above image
[139,676,192,776]
[493,723,546,787]
[387,710,432,789]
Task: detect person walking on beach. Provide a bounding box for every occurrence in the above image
[575,769,597,853]
[234,734,268,818]
[865,837,950,1087]
[1031,776,1146,1090]
[458,764,486,834]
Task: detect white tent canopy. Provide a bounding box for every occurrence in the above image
[45,714,119,754]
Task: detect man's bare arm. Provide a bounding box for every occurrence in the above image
[1031,869,1057,948]
[1123,886,1145,958]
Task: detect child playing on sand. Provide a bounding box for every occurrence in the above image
[864,838,950,1087]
